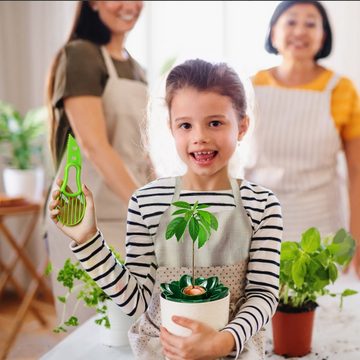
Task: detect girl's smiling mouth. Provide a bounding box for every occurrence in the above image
[191,150,218,163]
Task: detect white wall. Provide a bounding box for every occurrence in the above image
[1,1,359,113]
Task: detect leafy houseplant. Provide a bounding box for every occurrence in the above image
[272,227,357,357]
[0,101,46,170]
[160,201,230,336]
[49,248,135,348]
[0,101,47,201]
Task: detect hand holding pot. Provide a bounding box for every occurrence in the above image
[160,316,235,360]
[48,179,98,245]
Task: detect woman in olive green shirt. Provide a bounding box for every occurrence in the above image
[45,1,153,324]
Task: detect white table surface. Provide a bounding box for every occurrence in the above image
[41,271,360,360]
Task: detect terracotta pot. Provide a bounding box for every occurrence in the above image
[272,308,316,357]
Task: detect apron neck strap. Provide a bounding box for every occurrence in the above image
[229,177,240,205]
[100,46,118,78]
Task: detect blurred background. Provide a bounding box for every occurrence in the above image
[0,1,359,358]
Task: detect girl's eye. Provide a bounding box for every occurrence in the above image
[179,122,191,129]
[209,120,222,127]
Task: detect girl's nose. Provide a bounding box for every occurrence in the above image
[192,128,209,144]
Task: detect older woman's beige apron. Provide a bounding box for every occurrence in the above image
[128,177,265,360]
[46,47,151,322]
[244,74,346,242]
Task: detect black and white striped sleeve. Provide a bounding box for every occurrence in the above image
[70,192,157,317]
[222,186,282,358]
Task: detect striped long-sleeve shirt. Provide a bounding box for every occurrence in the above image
[70,177,282,358]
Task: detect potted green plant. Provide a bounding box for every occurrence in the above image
[272,227,357,357]
[49,250,137,347]
[160,201,230,336]
[0,101,47,201]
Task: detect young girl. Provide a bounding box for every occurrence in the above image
[49,59,282,360]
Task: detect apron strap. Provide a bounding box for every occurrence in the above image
[173,176,182,201]
[325,73,340,92]
[230,178,241,205]
[100,46,118,78]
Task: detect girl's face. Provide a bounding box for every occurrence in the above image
[170,87,248,183]
[271,4,325,61]
[93,1,143,35]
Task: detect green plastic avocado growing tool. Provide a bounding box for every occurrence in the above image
[57,134,86,226]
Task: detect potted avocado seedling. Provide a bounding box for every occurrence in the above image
[272,227,357,357]
[160,201,230,336]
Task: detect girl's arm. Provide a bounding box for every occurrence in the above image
[50,185,157,316]
[344,137,360,277]
[64,96,146,204]
[221,189,282,358]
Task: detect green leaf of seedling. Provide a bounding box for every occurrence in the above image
[172,209,189,216]
[197,224,209,248]
[198,214,211,234]
[166,217,186,239]
[198,210,211,224]
[189,217,199,242]
[196,204,209,209]
[175,218,188,241]
[172,201,191,209]
[208,213,218,230]
[301,227,321,253]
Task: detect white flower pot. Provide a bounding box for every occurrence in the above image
[3,167,44,202]
[99,300,137,347]
[160,292,230,337]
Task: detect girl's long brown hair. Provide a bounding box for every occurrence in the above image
[46,1,111,167]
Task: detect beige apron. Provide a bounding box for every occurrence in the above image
[45,46,151,323]
[244,74,346,242]
[128,177,265,359]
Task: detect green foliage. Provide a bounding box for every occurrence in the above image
[0,101,46,169]
[279,227,357,309]
[165,201,218,249]
[49,247,123,333]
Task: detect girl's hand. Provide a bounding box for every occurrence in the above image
[48,179,98,245]
[160,316,235,360]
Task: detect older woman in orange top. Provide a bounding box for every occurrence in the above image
[244,1,360,276]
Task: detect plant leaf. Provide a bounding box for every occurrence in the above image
[189,217,199,242]
[173,201,191,209]
[292,256,307,288]
[197,204,209,209]
[328,262,338,283]
[280,242,299,261]
[301,227,321,253]
[172,209,189,215]
[165,217,185,240]
[208,213,218,230]
[198,210,211,224]
[175,218,188,241]
[197,224,209,248]
[341,289,358,297]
